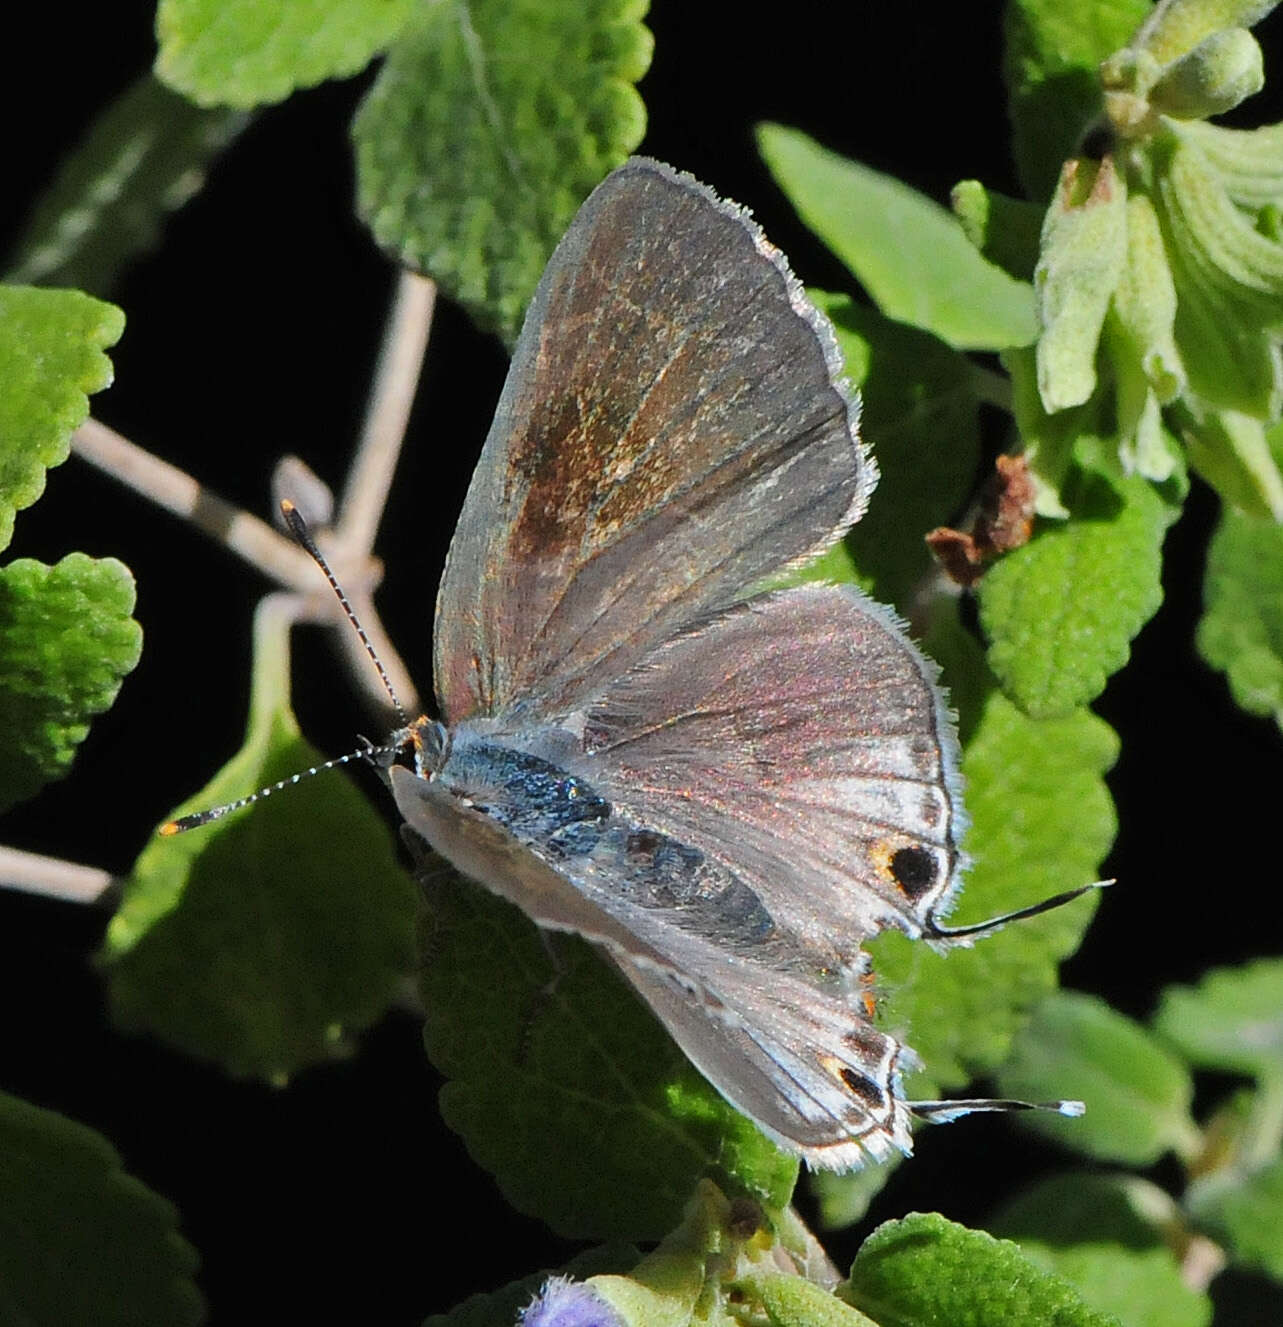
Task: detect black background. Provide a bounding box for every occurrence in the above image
[4,5,1283,1322]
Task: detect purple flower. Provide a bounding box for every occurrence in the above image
[518,1275,624,1327]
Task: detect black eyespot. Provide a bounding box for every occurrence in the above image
[839,1066,884,1106]
[890,845,937,899]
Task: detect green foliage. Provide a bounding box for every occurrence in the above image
[1002,0,1151,198]
[1154,959,1283,1077]
[977,463,1172,717]
[991,1174,1213,1327]
[0,554,141,813]
[5,76,247,297]
[757,123,1038,352]
[815,293,982,610]
[1198,503,1283,731]
[996,992,1202,1164]
[418,869,794,1242]
[0,1090,203,1326]
[353,0,652,343]
[103,603,416,1080]
[155,0,414,108]
[0,285,122,550]
[844,1211,1120,1326]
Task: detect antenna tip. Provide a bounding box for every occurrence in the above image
[1056,1099,1087,1117]
[280,498,296,514]
[158,820,183,837]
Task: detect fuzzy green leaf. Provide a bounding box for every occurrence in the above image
[810,1155,902,1232]
[996,992,1201,1164]
[0,285,123,551]
[1187,1155,1283,1281]
[1003,0,1151,199]
[0,555,141,814]
[1153,959,1283,1078]
[1149,27,1264,118]
[1111,194,1185,407]
[951,179,1045,281]
[978,466,1171,718]
[155,0,414,108]
[747,1275,879,1327]
[6,75,248,295]
[1135,0,1281,67]
[991,1174,1213,1327]
[104,602,416,1081]
[353,0,651,344]
[1177,119,1283,212]
[0,1090,203,1326]
[757,124,1036,351]
[869,617,1115,1095]
[418,868,795,1242]
[844,1211,1120,1326]
[1036,156,1128,412]
[1154,131,1283,419]
[813,292,981,611]
[1180,404,1283,519]
[1197,506,1283,731]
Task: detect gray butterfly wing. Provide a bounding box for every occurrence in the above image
[575,582,967,944]
[390,755,912,1168]
[433,157,873,725]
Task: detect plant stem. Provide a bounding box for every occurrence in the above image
[336,270,437,556]
[0,844,116,904]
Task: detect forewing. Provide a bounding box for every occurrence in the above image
[578,583,967,944]
[434,158,872,724]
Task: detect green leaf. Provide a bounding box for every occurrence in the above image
[0,1090,203,1326]
[1179,403,1283,519]
[103,599,416,1081]
[425,1245,638,1327]
[0,285,123,551]
[951,179,1045,281]
[1148,27,1264,118]
[1177,119,1283,213]
[1110,194,1185,407]
[353,0,652,344]
[1187,1154,1283,1281]
[1153,959,1283,1078]
[155,0,414,108]
[868,616,1115,1094]
[1003,343,1108,516]
[812,293,982,611]
[1197,506,1283,731]
[810,1154,902,1232]
[5,75,248,296]
[418,866,795,1242]
[746,1275,879,1327]
[1036,156,1128,412]
[1134,0,1281,67]
[991,1174,1213,1327]
[1154,131,1283,419]
[757,123,1037,351]
[1002,0,1151,199]
[977,467,1171,718]
[995,992,1202,1164]
[844,1211,1120,1326]
[0,555,141,814]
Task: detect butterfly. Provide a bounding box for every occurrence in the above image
[173,157,1086,1168]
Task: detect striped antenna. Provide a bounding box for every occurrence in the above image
[278,499,410,726]
[159,501,410,835]
[160,741,401,834]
